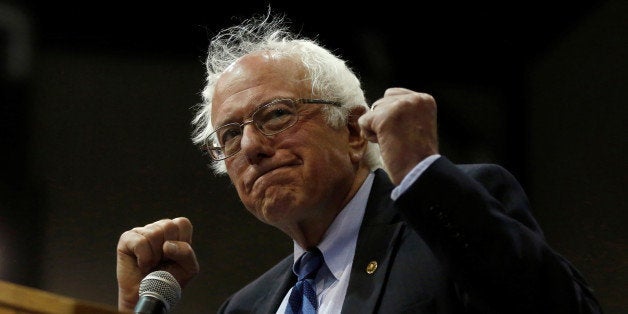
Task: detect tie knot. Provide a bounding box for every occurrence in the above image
[294,248,323,281]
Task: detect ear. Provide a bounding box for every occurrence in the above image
[346,106,368,164]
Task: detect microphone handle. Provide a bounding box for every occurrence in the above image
[134,295,167,314]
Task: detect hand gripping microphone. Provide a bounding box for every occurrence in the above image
[134,270,182,314]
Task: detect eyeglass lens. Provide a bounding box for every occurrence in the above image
[212,99,299,158]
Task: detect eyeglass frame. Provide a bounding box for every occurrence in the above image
[203,98,342,161]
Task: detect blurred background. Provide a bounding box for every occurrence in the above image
[1,0,626,313]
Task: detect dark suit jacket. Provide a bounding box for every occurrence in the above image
[218,157,602,313]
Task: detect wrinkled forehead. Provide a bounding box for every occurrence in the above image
[211,52,310,126]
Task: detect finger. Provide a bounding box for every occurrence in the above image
[383,87,413,97]
[151,219,180,243]
[172,217,193,244]
[133,221,168,261]
[163,241,199,273]
[370,94,401,112]
[358,113,378,143]
[163,241,200,286]
[118,229,159,272]
[369,97,388,111]
[128,218,177,269]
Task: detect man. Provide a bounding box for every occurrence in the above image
[116,13,602,313]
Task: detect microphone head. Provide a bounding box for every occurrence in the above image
[138,270,182,311]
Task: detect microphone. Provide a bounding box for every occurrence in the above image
[134,270,182,314]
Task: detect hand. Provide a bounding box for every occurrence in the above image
[116,217,199,311]
[358,87,439,185]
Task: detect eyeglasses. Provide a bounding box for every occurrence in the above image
[204,98,341,160]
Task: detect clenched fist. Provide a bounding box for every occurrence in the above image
[116,217,199,311]
[358,87,439,184]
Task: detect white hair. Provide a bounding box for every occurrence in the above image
[191,11,381,174]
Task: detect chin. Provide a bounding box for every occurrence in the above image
[254,193,302,225]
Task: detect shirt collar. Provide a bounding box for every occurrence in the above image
[293,172,375,280]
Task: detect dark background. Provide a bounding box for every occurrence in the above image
[1,0,626,313]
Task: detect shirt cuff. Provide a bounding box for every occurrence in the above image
[390,154,441,200]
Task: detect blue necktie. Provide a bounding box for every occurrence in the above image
[286,248,324,314]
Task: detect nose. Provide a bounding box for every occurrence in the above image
[239,123,275,164]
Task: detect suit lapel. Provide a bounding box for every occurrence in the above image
[342,169,405,313]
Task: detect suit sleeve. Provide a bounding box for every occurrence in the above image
[394,157,602,314]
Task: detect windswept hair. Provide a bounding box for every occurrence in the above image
[191,11,382,174]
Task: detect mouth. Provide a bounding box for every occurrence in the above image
[245,161,301,192]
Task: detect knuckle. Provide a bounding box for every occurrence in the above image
[417,92,436,105]
[396,92,436,111]
[131,235,153,255]
[174,216,191,225]
[155,218,174,229]
[119,230,134,241]
[161,220,178,233]
[406,93,424,105]
[131,226,154,239]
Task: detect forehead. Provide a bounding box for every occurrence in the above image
[211,52,309,126]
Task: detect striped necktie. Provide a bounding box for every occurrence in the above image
[286,248,324,314]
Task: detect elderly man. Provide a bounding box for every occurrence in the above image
[116,13,601,313]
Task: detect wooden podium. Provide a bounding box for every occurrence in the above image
[0,280,123,314]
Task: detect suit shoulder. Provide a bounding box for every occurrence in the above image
[219,255,293,313]
[456,162,511,177]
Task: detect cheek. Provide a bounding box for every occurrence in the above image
[308,137,352,168]
[294,145,353,193]
[226,159,248,193]
[225,156,248,177]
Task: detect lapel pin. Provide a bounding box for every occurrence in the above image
[366,261,378,274]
